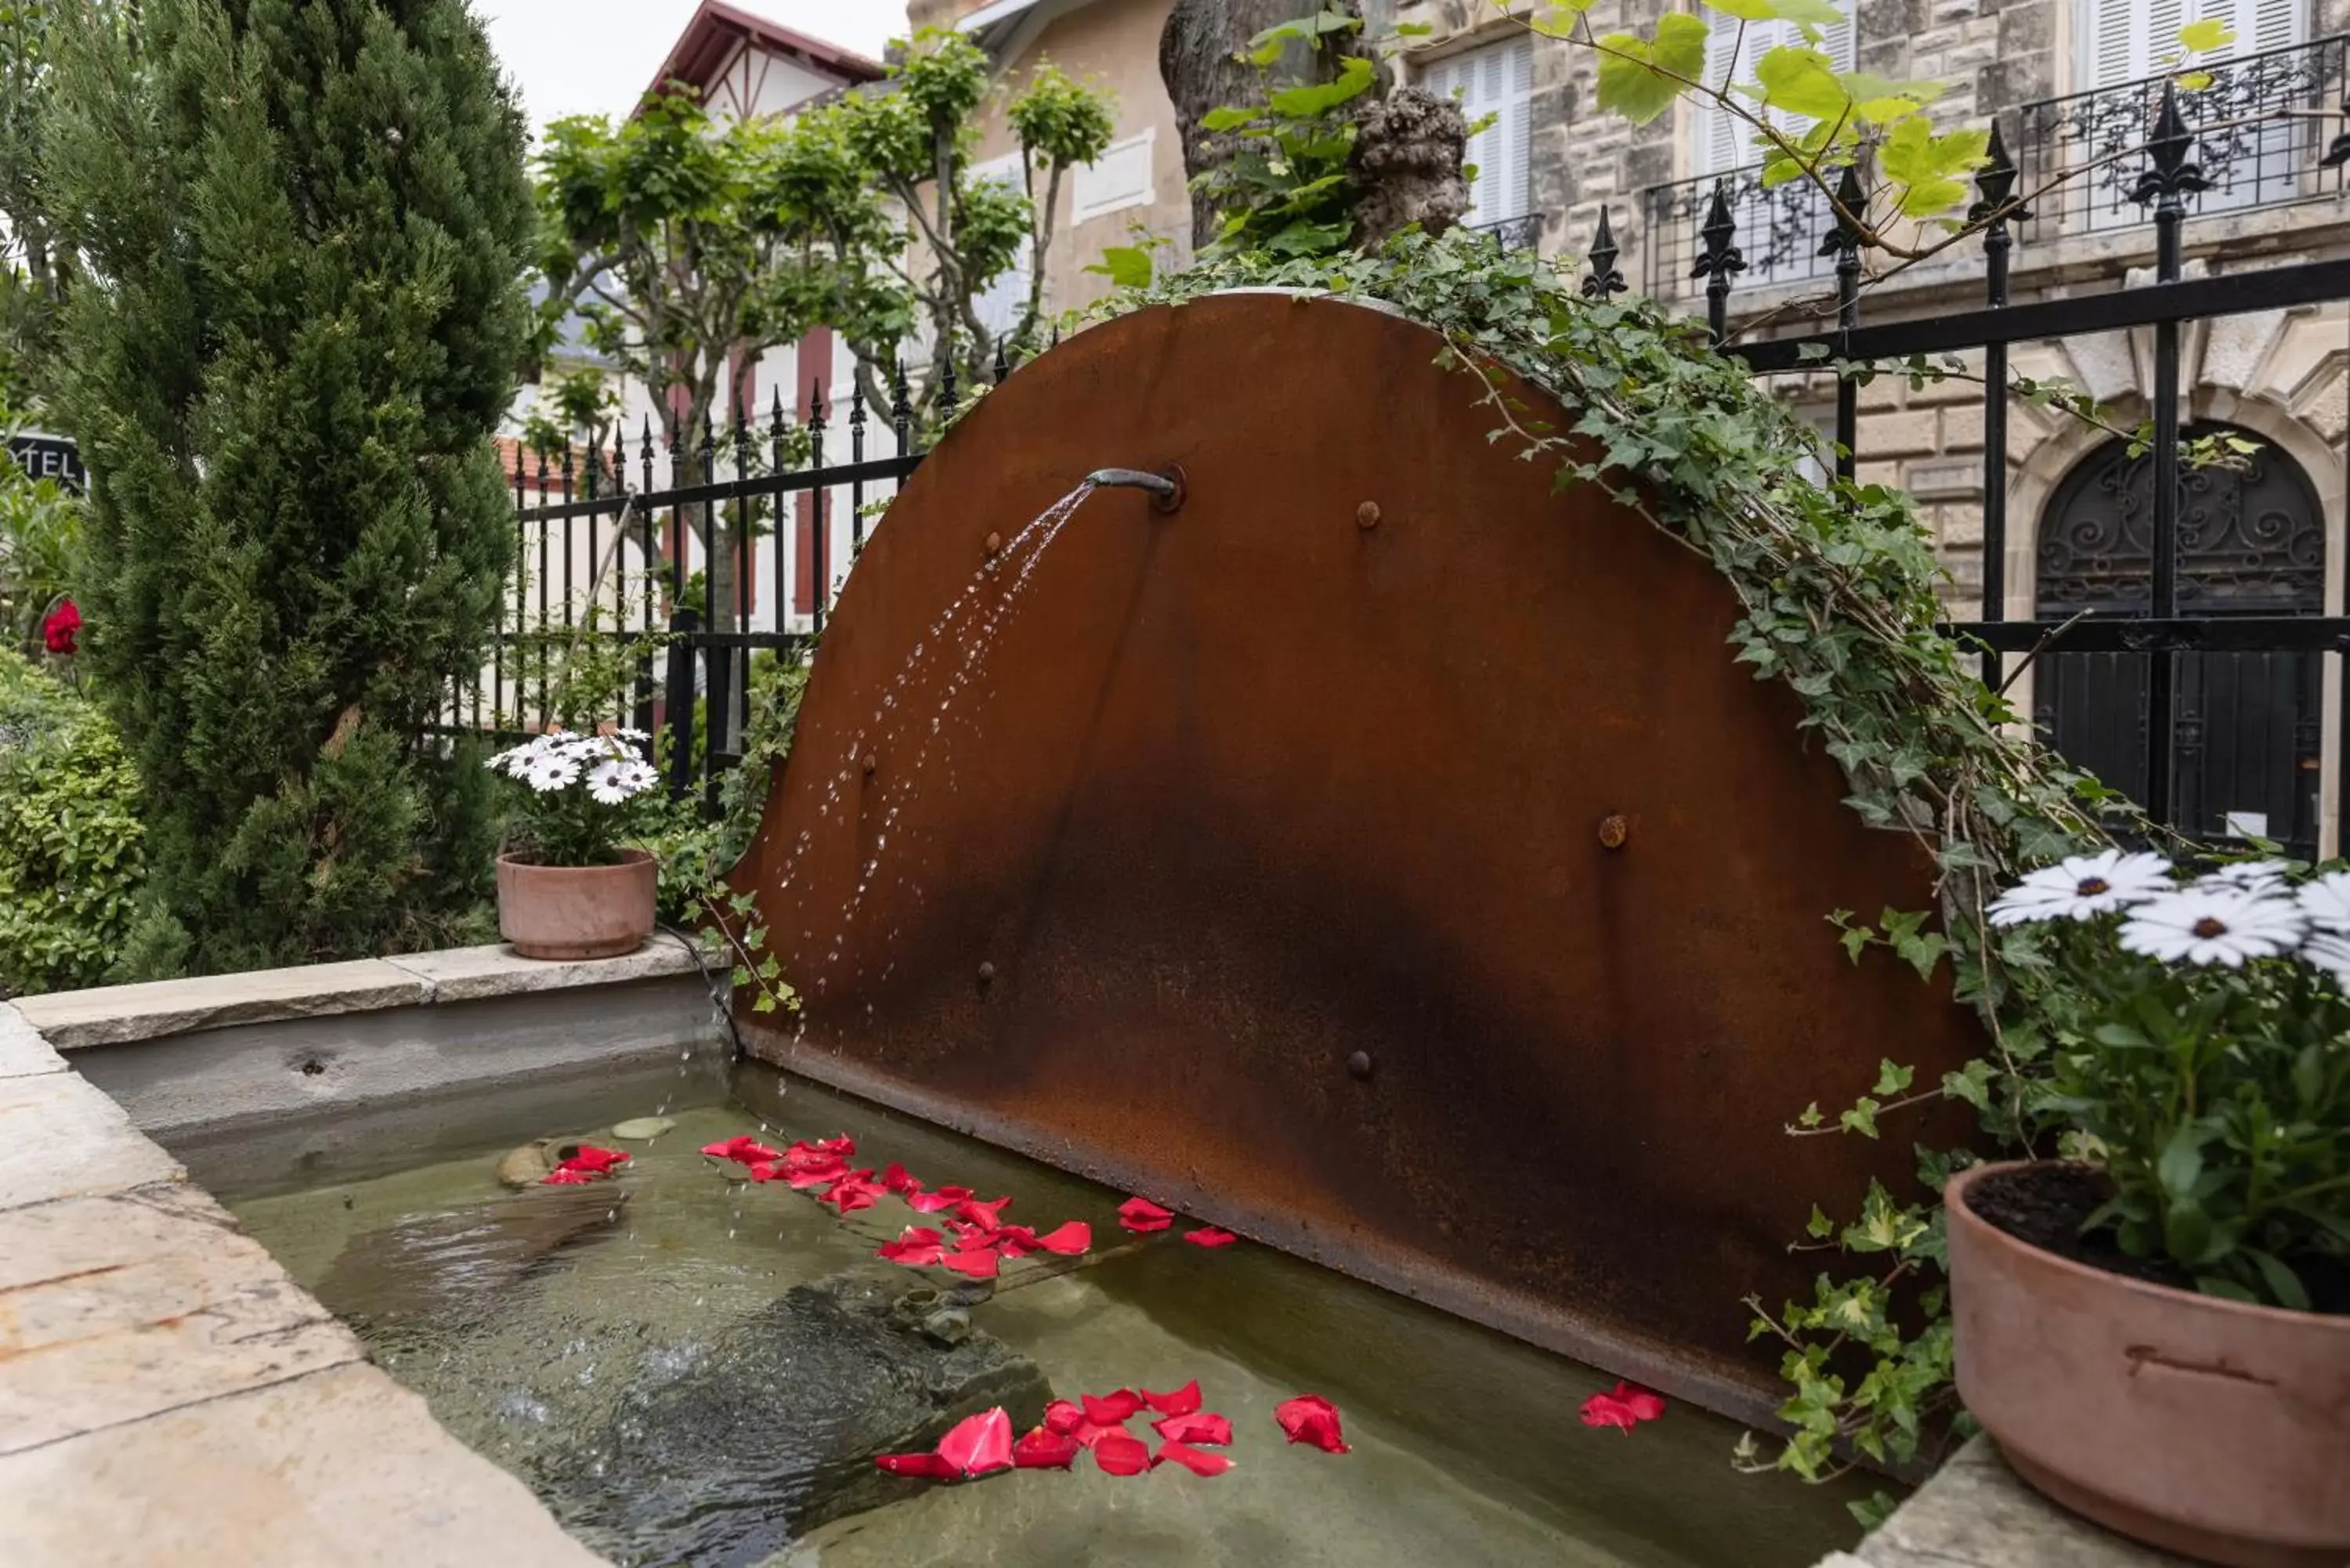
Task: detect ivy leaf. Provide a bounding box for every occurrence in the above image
[1941,1060,1994,1111]
[1872,1058,1915,1097]
[1806,1204,1835,1240]
[1797,1100,1824,1129]
[1595,15,1709,127]
[2177,19,2236,52]
[1840,1097,1882,1139]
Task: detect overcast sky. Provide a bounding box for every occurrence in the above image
[474,0,903,132]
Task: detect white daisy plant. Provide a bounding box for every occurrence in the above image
[486,726,660,868]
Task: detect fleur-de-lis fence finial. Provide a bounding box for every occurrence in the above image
[1581,206,1627,300]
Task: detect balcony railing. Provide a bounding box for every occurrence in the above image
[1638,34,2350,297]
[2019,34,2348,237]
[1468,212,1545,252]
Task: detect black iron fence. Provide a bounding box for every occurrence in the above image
[1609,69,2350,863]
[446,355,941,813]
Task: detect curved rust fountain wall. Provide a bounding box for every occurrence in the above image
[734,292,1982,1423]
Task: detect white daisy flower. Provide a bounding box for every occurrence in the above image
[2118,887,2307,968]
[522,751,581,793]
[2195,858,2294,896]
[2301,930,2350,988]
[614,759,658,796]
[585,758,634,805]
[2297,870,2350,935]
[1987,850,2177,926]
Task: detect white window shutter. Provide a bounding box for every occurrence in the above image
[2234,0,2307,52]
[1501,38,1535,222]
[1426,38,1535,226]
[1697,16,1853,175]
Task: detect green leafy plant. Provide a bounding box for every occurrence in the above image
[1983,852,2350,1309]
[0,393,78,659]
[1188,9,1382,259]
[0,647,141,995]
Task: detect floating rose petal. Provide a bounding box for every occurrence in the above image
[940,1248,1001,1281]
[991,1224,1041,1259]
[1034,1221,1091,1255]
[819,1171,886,1213]
[785,1158,849,1190]
[956,1196,1014,1229]
[937,1407,1014,1477]
[1118,1197,1175,1233]
[1082,1389,1146,1426]
[701,1136,783,1165]
[877,1227,946,1266]
[1274,1394,1350,1454]
[1155,1440,1233,1477]
[812,1134,857,1159]
[1092,1433,1152,1476]
[1183,1227,1238,1249]
[555,1145,631,1176]
[1153,1411,1232,1447]
[1013,1427,1081,1470]
[1579,1382,1667,1433]
[1142,1380,1201,1418]
[906,1185,972,1214]
[540,1168,598,1185]
[1071,1421,1126,1450]
[874,1451,956,1480]
[880,1163,922,1194]
[745,1162,782,1183]
[1043,1400,1084,1436]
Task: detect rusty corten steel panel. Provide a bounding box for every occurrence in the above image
[733,292,1983,1425]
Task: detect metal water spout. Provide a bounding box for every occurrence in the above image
[1085,464,1186,514]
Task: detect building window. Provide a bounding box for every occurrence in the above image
[2076,0,2306,92]
[1420,37,1535,229]
[969,151,1033,341]
[1697,15,1855,175]
[1071,128,1155,225]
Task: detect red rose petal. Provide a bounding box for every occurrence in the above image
[874,1451,956,1479]
[940,1248,1001,1281]
[1153,1411,1232,1446]
[701,1136,784,1165]
[540,1168,598,1185]
[880,1163,921,1194]
[877,1227,946,1266]
[1274,1394,1350,1454]
[1071,1421,1125,1450]
[1035,1221,1091,1255]
[1141,1380,1201,1418]
[1611,1382,1667,1422]
[1117,1197,1175,1233]
[557,1146,631,1175]
[1013,1426,1081,1470]
[1580,1382,1665,1432]
[991,1225,1041,1259]
[1082,1389,1146,1426]
[906,1185,971,1214]
[937,1407,1014,1477]
[1042,1399,1085,1436]
[1154,1440,1233,1477]
[1092,1433,1152,1476]
[1182,1227,1238,1248]
[812,1134,856,1158]
[956,1195,1013,1228]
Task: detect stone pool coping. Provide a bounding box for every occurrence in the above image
[0,948,723,1566]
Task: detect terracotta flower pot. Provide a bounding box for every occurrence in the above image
[495,849,657,960]
[1947,1160,2350,1567]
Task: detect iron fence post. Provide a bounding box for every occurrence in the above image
[664,605,700,803]
[1971,120,2030,694]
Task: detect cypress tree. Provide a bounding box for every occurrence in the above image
[45,0,531,972]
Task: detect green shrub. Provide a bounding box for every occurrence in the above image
[0,649,142,995]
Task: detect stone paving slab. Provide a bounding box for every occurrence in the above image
[0,1004,65,1079]
[0,1362,607,1567]
[0,1184,363,1454]
[381,938,708,1003]
[1845,1436,2192,1568]
[0,1070,183,1211]
[13,959,428,1049]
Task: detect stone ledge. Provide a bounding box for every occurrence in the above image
[0,1005,66,1080]
[0,1361,606,1567]
[14,940,712,1050]
[1836,1436,2193,1568]
[0,1068,185,1212]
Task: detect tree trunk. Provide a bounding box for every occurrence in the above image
[1159,0,1360,250]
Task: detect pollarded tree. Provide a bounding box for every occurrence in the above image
[44,0,535,974]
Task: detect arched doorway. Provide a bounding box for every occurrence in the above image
[2036,423,2326,860]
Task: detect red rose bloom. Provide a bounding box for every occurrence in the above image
[42,598,80,656]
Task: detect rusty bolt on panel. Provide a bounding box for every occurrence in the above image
[983,531,1003,556]
[1356,502,1381,530]
[1347,1050,1374,1082]
[976,960,996,990]
[1598,814,1631,851]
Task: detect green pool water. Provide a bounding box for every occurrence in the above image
[213,1057,1880,1568]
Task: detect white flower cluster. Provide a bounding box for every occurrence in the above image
[487,728,659,805]
[1989,848,2350,978]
